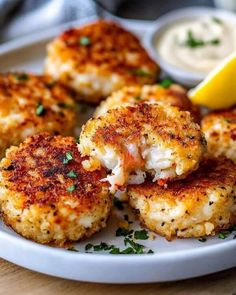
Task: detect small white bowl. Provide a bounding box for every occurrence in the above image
[144,7,236,87]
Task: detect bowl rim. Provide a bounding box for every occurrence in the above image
[144,6,236,82]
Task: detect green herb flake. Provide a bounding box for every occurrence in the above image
[36,102,45,116]
[212,17,222,24]
[79,36,90,46]
[63,152,73,164]
[198,237,207,243]
[85,243,93,251]
[130,68,152,77]
[134,229,149,240]
[210,38,220,45]
[116,228,133,237]
[15,73,29,81]
[121,247,135,254]
[67,184,76,193]
[67,170,77,178]
[159,79,173,88]
[75,136,80,144]
[183,30,221,48]
[109,247,120,254]
[113,197,124,210]
[219,232,227,239]
[218,226,236,239]
[147,249,154,254]
[124,238,145,254]
[88,242,114,252]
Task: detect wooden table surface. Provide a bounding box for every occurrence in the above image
[0,259,235,295]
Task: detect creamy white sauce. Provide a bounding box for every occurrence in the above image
[156,17,236,74]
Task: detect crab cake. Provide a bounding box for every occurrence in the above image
[0,133,112,246]
[45,20,159,104]
[128,157,236,240]
[0,73,76,158]
[95,84,200,122]
[202,108,236,163]
[79,103,206,192]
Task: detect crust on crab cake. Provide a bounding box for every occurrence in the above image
[0,133,112,246]
[128,157,236,240]
[202,107,236,163]
[79,103,206,191]
[0,72,76,158]
[45,20,160,104]
[95,84,200,122]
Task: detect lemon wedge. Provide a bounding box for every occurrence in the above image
[189,52,236,110]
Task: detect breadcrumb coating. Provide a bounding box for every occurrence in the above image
[0,72,76,158]
[79,103,206,191]
[128,157,236,240]
[202,107,236,163]
[0,133,112,246]
[45,20,160,103]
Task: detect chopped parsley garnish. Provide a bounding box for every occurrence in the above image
[85,242,114,252]
[67,184,76,193]
[130,68,152,77]
[113,197,124,210]
[121,247,135,254]
[15,73,29,81]
[80,36,90,46]
[134,229,149,240]
[218,226,236,239]
[63,152,73,164]
[198,237,207,242]
[85,243,93,251]
[160,79,173,88]
[36,102,45,116]
[75,136,80,144]
[219,232,227,239]
[116,228,133,237]
[67,170,77,178]
[124,238,146,254]
[85,235,154,254]
[183,30,221,48]
[210,38,220,45]
[212,17,222,24]
[109,247,120,254]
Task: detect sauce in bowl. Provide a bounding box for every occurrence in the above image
[155,17,236,74]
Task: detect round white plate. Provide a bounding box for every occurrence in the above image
[0,17,235,284]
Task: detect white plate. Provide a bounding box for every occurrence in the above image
[0,17,235,284]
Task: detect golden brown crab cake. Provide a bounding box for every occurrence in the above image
[128,157,236,240]
[95,84,200,122]
[0,133,112,246]
[45,20,160,104]
[79,103,206,192]
[201,108,236,163]
[0,72,76,158]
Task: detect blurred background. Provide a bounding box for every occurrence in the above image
[0,0,235,43]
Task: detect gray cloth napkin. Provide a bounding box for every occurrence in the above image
[0,0,100,43]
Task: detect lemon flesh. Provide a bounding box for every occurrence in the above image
[189,52,236,110]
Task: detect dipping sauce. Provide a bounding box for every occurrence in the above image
[156,17,236,74]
